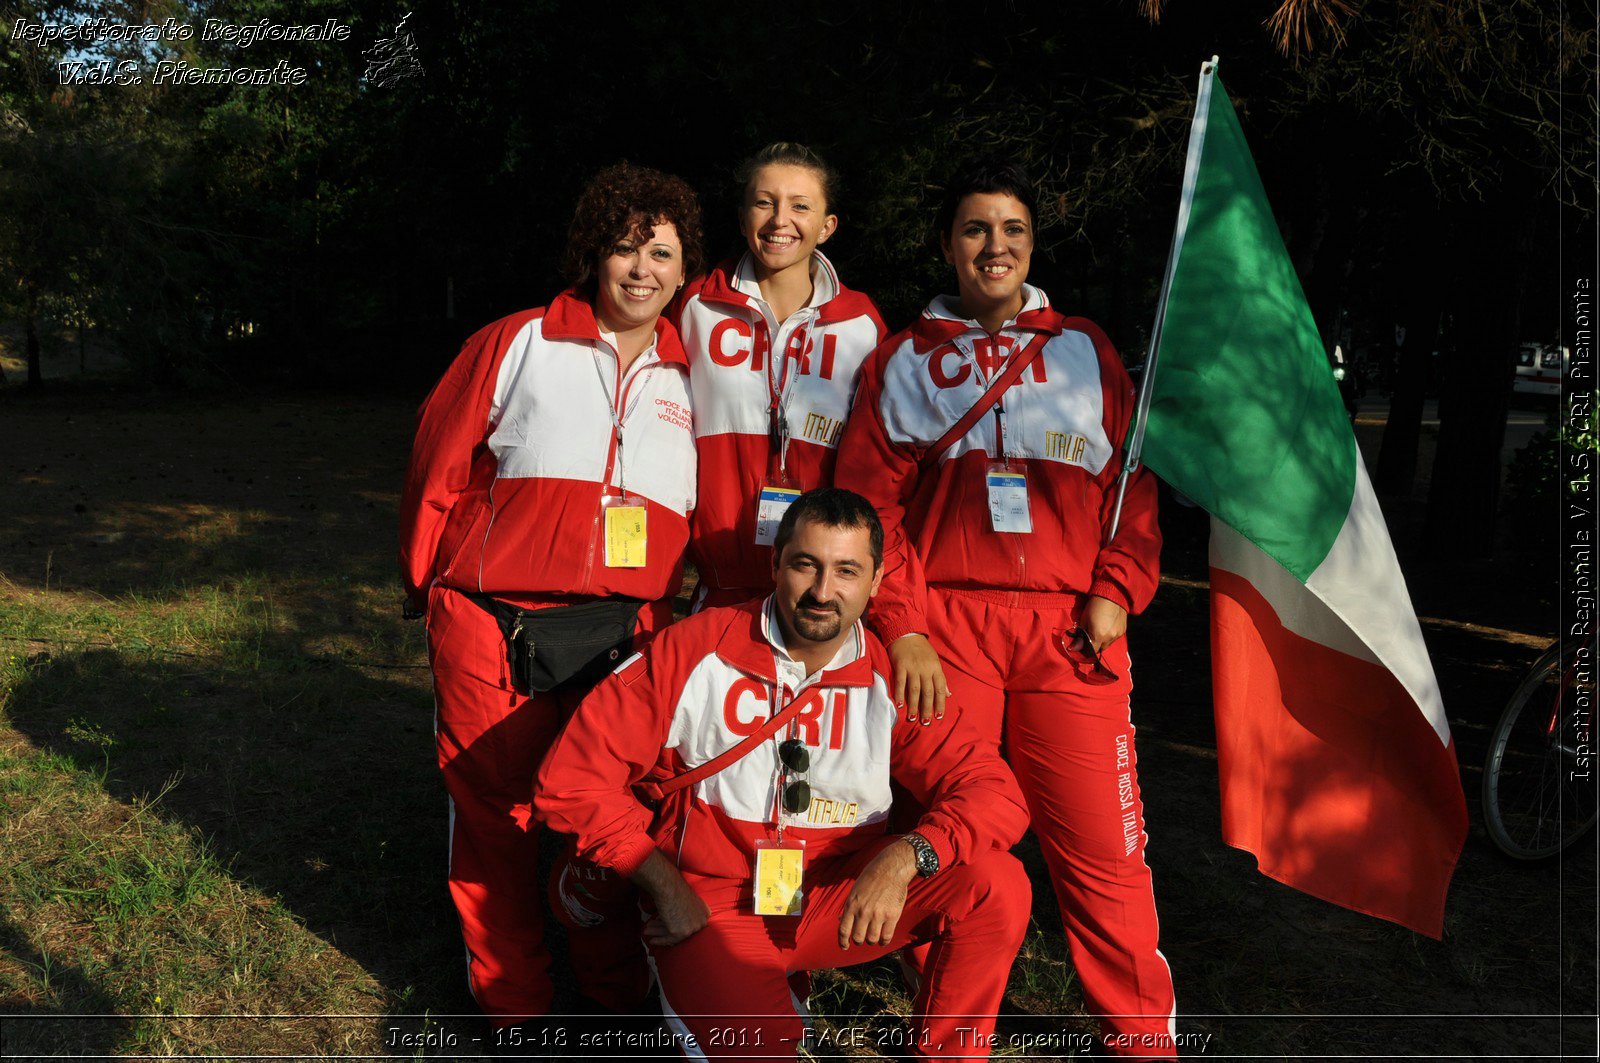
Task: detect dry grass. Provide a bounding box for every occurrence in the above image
[0,390,453,1057]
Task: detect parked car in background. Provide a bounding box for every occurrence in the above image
[1513,342,1567,401]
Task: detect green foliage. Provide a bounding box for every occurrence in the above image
[1505,398,1599,547]
[0,1,1590,390]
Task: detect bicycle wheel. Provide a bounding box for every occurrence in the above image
[1482,642,1598,860]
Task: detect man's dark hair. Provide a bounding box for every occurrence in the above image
[772,488,883,569]
[935,161,1037,243]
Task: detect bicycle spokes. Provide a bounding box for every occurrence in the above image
[1482,642,1598,861]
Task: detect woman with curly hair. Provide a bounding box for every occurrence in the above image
[399,162,704,1027]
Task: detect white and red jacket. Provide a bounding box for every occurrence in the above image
[835,286,1161,645]
[400,290,697,606]
[534,598,1029,886]
[673,252,886,593]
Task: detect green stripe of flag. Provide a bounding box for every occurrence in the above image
[1141,73,1354,582]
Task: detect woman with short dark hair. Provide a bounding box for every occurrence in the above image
[399,162,703,1028]
[838,162,1176,1058]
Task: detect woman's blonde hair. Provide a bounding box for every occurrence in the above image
[735,142,840,211]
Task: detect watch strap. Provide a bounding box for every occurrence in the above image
[905,831,940,877]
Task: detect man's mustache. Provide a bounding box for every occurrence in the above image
[796,595,839,615]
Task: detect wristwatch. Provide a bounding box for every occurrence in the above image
[904,831,940,877]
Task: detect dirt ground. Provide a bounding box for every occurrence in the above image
[0,384,1594,1060]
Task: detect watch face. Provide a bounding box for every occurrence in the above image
[911,837,937,876]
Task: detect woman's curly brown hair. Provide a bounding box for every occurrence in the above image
[562,163,705,292]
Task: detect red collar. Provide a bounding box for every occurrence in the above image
[694,257,754,312]
[691,254,870,328]
[541,288,689,367]
[909,301,1063,355]
[714,598,877,688]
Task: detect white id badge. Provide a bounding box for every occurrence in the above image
[986,464,1033,533]
[754,485,803,546]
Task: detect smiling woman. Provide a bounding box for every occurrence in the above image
[836,161,1176,1059]
[562,165,706,366]
[592,227,683,344]
[397,163,704,1030]
[938,183,1037,334]
[671,143,888,614]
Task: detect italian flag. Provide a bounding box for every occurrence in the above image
[1134,61,1468,938]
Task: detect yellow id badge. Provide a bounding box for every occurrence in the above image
[753,838,805,916]
[602,493,648,568]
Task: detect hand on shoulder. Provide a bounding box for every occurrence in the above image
[888,633,948,725]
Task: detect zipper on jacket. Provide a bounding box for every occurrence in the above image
[980,328,1028,582]
[477,476,500,592]
[767,309,818,481]
[1001,330,1029,583]
[600,350,662,491]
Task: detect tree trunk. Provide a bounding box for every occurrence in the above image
[1423,198,1533,558]
[25,288,43,389]
[1375,293,1442,498]
[1294,166,1359,375]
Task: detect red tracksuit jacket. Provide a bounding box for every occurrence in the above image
[399,290,697,606]
[673,253,886,593]
[533,599,1029,886]
[835,286,1161,644]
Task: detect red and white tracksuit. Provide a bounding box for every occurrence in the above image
[836,287,1178,1057]
[534,599,1033,1060]
[674,252,886,609]
[399,290,697,1022]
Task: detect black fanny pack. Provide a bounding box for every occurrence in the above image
[464,593,645,695]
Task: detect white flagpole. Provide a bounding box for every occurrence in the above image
[1108,55,1220,540]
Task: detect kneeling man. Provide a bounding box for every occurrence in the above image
[536,488,1031,1060]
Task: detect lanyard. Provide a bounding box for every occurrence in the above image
[769,680,795,842]
[953,334,1015,463]
[990,337,1011,465]
[994,405,1011,464]
[763,314,816,478]
[591,345,650,494]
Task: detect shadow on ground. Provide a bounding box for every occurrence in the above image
[4,647,457,1002]
[0,391,1593,1059]
[0,911,131,1058]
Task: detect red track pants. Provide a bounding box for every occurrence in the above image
[927,587,1177,1058]
[427,584,659,1022]
[650,841,1030,1061]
